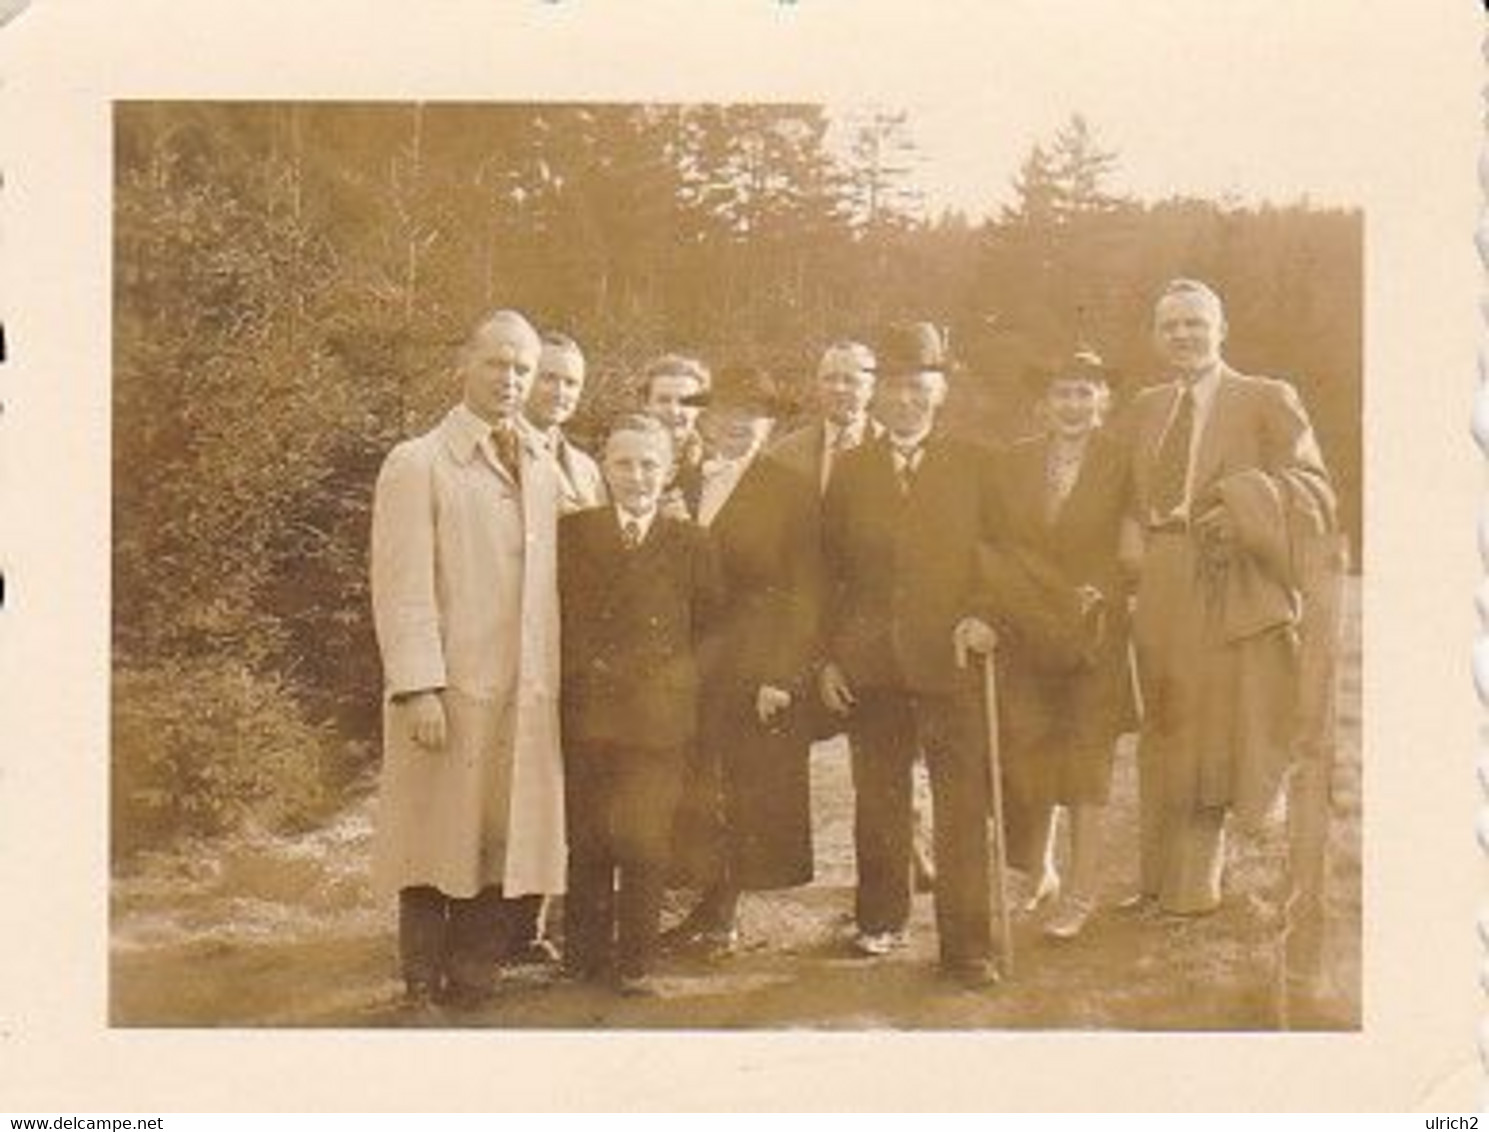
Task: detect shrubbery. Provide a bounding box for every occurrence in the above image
[111,658,341,863]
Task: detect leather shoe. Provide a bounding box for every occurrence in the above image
[940,959,1001,989]
[614,973,664,998]
[506,939,562,967]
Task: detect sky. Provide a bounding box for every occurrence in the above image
[805,4,1435,221]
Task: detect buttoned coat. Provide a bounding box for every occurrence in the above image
[821,430,1004,696]
[369,404,566,900]
[558,508,717,752]
[987,431,1137,809]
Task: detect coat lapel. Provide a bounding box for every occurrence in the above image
[1190,366,1240,503]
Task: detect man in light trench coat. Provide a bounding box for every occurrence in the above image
[370,309,567,1009]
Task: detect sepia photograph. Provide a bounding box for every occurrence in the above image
[1,0,1477,1113]
[108,99,1362,1033]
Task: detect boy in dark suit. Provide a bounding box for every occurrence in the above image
[558,413,717,995]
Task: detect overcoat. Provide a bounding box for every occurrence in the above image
[696,453,821,889]
[369,403,566,900]
[1127,366,1335,827]
[985,430,1137,811]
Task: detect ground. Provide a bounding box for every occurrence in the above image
[110,587,1360,1032]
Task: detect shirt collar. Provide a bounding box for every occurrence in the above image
[1182,364,1223,408]
[440,402,497,464]
[615,505,657,542]
[824,416,869,450]
[887,424,933,455]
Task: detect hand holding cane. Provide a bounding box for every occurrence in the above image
[981,648,1014,979]
[954,616,1013,979]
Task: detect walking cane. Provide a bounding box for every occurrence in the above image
[981,649,1014,979]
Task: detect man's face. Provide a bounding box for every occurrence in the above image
[525,344,586,431]
[699,405,772,462]
[1043,378,1104,439]
[461,318,540,425]
[1153,291,1226,377]
[603,428,673,516]
[644,373,704,446]
[817,357,875,428]
[874,370,947,439]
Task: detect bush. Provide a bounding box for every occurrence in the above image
[112,657,341,863]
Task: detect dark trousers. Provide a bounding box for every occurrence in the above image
[397,885,525,994]
[564,743,685,980]
[848,685,993,966]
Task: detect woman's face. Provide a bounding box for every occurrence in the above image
[1043,378,1105,439]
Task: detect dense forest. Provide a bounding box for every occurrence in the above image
[111,102,1362,860]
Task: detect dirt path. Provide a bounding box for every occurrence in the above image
[111,582,1360,1031]
[111,738,1359,1032]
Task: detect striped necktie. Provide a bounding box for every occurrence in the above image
[1149,384,1194,520]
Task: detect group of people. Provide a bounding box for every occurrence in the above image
[367,277,1338,1009]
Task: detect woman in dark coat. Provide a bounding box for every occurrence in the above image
[986,350,1137,940]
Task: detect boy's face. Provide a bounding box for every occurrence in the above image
[603,428,674,516]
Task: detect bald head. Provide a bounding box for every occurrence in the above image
[460,309,542,425]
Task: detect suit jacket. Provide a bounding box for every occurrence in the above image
[549,431,606,514]
[822,429,1003,695]
[1127,365,1336,638]
[1127,365,1336,822]
[995,430,1132,605]
[559,508,718,751]
[760,417,884,678]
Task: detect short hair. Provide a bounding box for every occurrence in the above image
[638,353,711,401]
[817,340,877,378]
[1155,278,1225,320]
[538,330,585,369]
[603,411,675,461]
[465,308,540,353]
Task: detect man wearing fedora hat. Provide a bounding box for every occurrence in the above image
[818,322,1004,987]
[664,364,826,954]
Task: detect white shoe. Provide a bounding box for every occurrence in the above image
[1021,870,1062,914]
[1043,896,1096,941]
[852,930,908,957]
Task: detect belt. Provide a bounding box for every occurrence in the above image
[1147,517,1190,535]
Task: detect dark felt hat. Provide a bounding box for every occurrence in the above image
[1022,347,1117,396]
[875,321,950,378]
[682,362,792,416]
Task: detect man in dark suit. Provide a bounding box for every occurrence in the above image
[768,341,937,894]
[769,340,880,496]
[558,413,718,995]
[662,365,818,955]
[819,323,1003,987]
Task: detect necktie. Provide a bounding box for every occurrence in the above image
[622,518,642,550]
[492,426,523,486]
[892,442,922,495]
[1149,384,1194,520]
[822,425,858,493]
